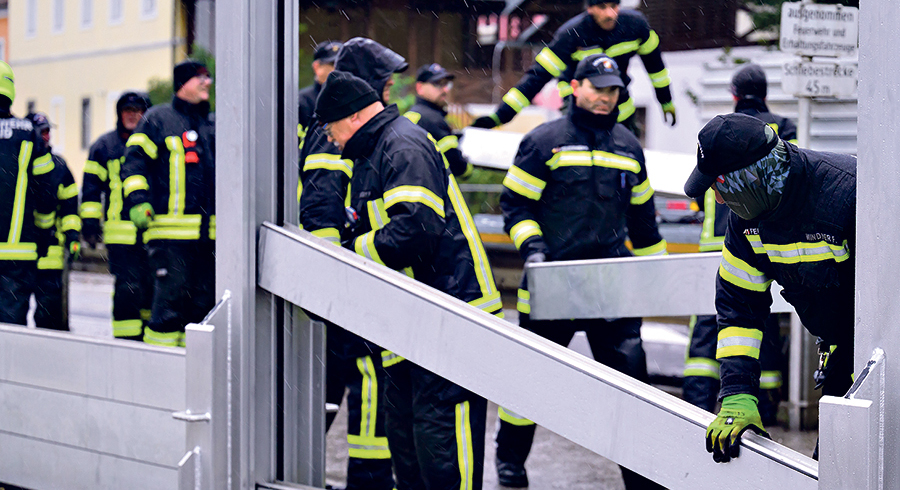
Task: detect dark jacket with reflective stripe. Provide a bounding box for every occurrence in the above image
[121,97,216,242]
[716,144,856,399]
[406,98,471,178]
[342,105,500,311]
[495,9,671,125]
[297,81,321,149]
[38,153,80,269]
[81,129,142,245]
[0,115,56,261]
[500,106,664,262]
[298,119,351,243]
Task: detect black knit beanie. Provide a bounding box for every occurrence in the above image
[315,71,380,124]
[174,60,209,92]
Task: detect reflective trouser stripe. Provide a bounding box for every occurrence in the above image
[113,319,144,338]
[717,326,763,359]
[347,434,391,459]
[357,356,378,438]
[517,288,530,314]
[498,406,534,426]
[37,245,65,270]
[760,370,783,389]
[684,357,720,379]
[0,242,38,261]
[381,350,405,367]
[455,400,475,490]
[144,328,181,347]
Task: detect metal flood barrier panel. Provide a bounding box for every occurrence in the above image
[0,324,186,489]
[257,222,819,490]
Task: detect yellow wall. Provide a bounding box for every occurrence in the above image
[9,0,179,184]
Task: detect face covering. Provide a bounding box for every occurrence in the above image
[715,130,790,220]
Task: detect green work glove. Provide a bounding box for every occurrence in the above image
[662,101,677,126]
[705,394,770,463]
[471,114,501,129]
[68,241,81,263]
[129,203,154,230]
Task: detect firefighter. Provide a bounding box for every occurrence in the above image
[25,112,80,331]
[683,64,796,421]
[80,91,152,340]
[0,61,57,326]
[298,37,409,490]
[121,60,215,347]
[298,40,341,149]
[683,113,856,463]
[404,63,473,178]
[316,69,501,490]
[472,0,675,135]
[496,54,666,489]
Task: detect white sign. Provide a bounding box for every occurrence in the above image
[782,61,858,98]
[780,2,859,58]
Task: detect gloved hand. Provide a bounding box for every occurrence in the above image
[705,394,770,463]
[525,252,546,265]
[471,115,500,129]
[82,219,102,249]
[68,241,81,264]
[662,101,677,126]
[129,203,154,230]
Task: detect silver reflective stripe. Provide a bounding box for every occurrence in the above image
[719,256,770,285]
[506,172,542,196]
[717,336,762,351]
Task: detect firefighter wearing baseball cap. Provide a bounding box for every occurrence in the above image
[496,54,665,489]
[120,60,215,347]
[298,40,342,149]
[683,113,856,463]
[473,0,675,135]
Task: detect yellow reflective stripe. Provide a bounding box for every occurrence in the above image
[165,136,186,216]
[468,291,502,314]
[354,230,385,265]
[303,153,353,178]
[144,228,201,241]
[684,357,720,379]
[34,211,56,229]
[455,400,475,490]
[502,88,530,113]
[717,326,763,359]
[143,214,202,241]
[356,356,379,438]
[8,141,33,243]
[547,150,592,170]
[617,97,636,122]
[762,240,851,264]
[381,350,405,367]
[384,185,446,219]
[699,189,723,252]
[103,220,138,244]
[0,242,38,260]
[122,175,149,197]
[83,159,108,181]
[209,214,215,241]
[37,245,65,270]
[557,80,574,98]
[143,328,181,347]
[60,215,82,232]
[447,175,498,299]
[58,182,78,200]
[126,133,158,160]
[437,134,459,153]
[509,219,542,249]
[403,111,422,124]
[498,406,534,426]
[719,247,772,292]
[80,201,103,219]
[571,47,604,61]
[517,288,531,314]
[366,198,390,231]
[649,68,671,88]
[503,165,546,200]
[594,150,641,173]
[630,177,654,205]
[152,214,202,227]
[605,39,640,58]
[760,370,783,389]
[32,153,54,175]
[347,434,391,460]
[639,30,660,55]
[632,239,668,256]
[788,139,799,145]
[311,227,341,244]
[535,47,566,77]
[744,234,766,254]
[106,157,125,222]
[113,319,144,338]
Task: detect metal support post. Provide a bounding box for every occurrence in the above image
[176,323,216,490]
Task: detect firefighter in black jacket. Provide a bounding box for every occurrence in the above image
[497,54,666,489]
[316,69,501,490]
[473,0,675,133]
[684,113,856,463]
[684,64,797,420]
[26,112,80,331]
[405,63,473,178]
[298,40,341,150]
[80,92,152,340]
[0,61,57,326]
[121,60,215,347]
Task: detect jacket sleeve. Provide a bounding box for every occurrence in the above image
[715,213,774,400]
[55,156,81,246]
[633,13,673,108]
[298,128,351,244]
[430,117,472,179]
[80,139,108,233]
[499,135,551,260]
[121,115,158,212]
[349,148,446,271]
[625,150,666,255]
[29,136,57,239]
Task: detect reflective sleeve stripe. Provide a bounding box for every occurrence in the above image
[32,153,54,175]
[310,227,341,244]
[468,291,503,314]
[9,142,34,243]
[356,356,380,439]
[648,68,671,88]
[760,370,783,389]
[144,228,202,241]
[762,240,851,264]
[437,134,459,153]
[455,400,475,490]
[58,183,78,200]
[557,80,574,98]
[605,39,640,58]
[630,177,654,205]
[34,211,56,229]
[347,434,391,460]
[788,139,799,145]
[719,247,772,292]
[447,175,498,299]
[122,175,149,197]
[144,328,181,347]
[366,198,391,231]
[80,201,104,219]
[699,239,725,253]
[717,326,763,359]
[616,97,636,122]
[699,189,723,252]
[0,243,38,261]
[684,357,720,379]
[150,215,202,227]
[403,111,422,124]
[638,30,661,55]
[126,133,158,160]
[165,136,187,215]
[303,153,353,178]
[502,166,546,201]
[384,185,446,219]
[353,230,385,265]
[547,150,592,170]
[498,406,534,426]
[37,246,65,270]
[594,150,641,173]
[60,215,82,232]
[632,239,668,256]
[571,47,604,61]
[103,220,138,245]
[112,319,143,338]
[516,288,531,315]
[744,234,766,254]
[143,214,203,241]
[535,47,567,77]
[381,350,405,368]
[502,88,530,113]
[509,219,542,250]
[84,160,108,181]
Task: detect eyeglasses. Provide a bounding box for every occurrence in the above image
[431,80,453,90]
[322,122,333,138]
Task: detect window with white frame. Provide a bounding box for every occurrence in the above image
[81,0,93,29]
[52,0,65,34]
[140,0,157,20]
[25,0,37,38]
[108,0,123,25]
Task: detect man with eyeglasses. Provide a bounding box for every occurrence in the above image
[404,63,472,178]
[120,60,215,348]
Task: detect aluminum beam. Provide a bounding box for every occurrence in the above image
[257,223,818,489]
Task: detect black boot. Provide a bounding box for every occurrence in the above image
[497,459,528,488]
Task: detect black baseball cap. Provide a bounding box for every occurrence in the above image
[588,0,620,5]
[416,63,455,84]
[731,63,767,99]
[26,112,51,132]
[315,70,380,124]
[684,113,779,198]
[313,41,342,64]
[573,54,624,89]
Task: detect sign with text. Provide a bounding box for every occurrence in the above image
[780,2,859,58]
[782,61,858,98]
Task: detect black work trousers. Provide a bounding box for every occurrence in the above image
[0,262,35,325]
[33,266,68,331]
[109,243,152,341]
[145,241,215,347]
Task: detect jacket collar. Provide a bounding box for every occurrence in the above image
[342,104,400,161]
[414,97,447,116]
[567,104,617,132]
[735,97,770,116]
[173,95,211,118]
